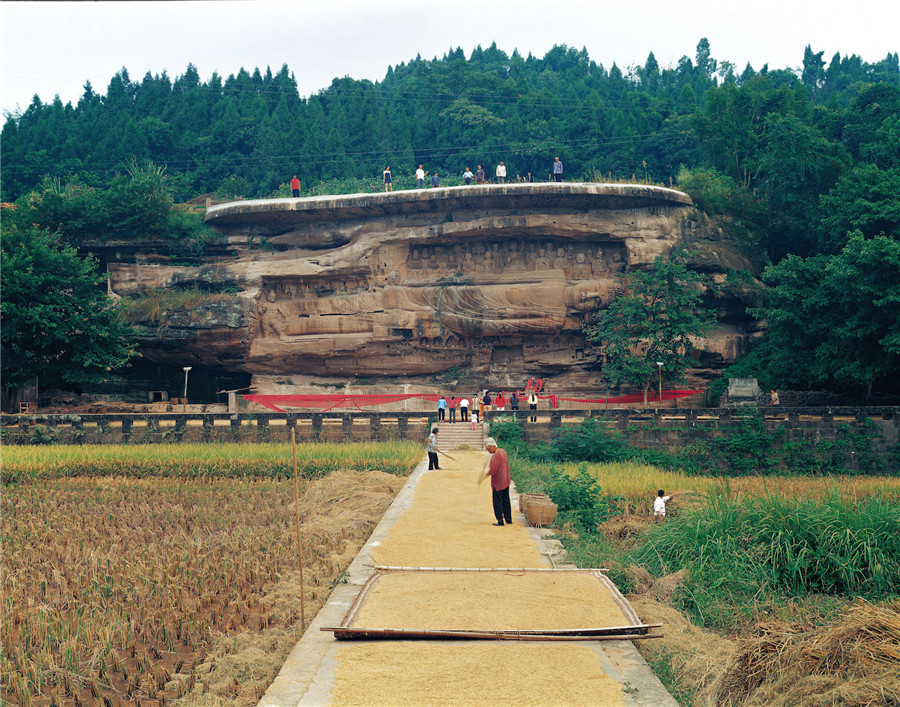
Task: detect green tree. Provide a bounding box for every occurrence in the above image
[1,223,137,394]
[585,254,717,404]
[753,233,900,396]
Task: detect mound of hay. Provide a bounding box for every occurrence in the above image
[709,599,900,706]
[627,566,688,604]
[600,515,651,543]
[627,570,734,696]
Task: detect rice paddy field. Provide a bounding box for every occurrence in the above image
[558,459,900,516]
[1,442,420,706]
[1,442,421,483]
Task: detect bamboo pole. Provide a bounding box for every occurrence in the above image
[292,428,306,629]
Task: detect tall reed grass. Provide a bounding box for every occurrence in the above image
[632,490,900,627]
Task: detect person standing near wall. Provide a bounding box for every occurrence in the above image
[496,161,507,184]
[383,166,393,192]
[475,165,485,184]
[528,391,538,422]
[416,164,426,189]
[459,397,470,422]
[449,396,457,423]
[290,175,301,197]
[438,395,447,422]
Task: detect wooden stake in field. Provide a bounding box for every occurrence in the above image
[292,429,306,630]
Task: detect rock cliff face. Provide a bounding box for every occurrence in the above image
[106,184,765,393]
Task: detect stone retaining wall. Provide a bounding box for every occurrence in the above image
[4,408,897,464]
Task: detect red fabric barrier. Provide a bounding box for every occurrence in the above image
[244,390,702,413]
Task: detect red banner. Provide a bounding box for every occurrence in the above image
[244,390,702,413]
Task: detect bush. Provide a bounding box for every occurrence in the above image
[553,418,629,463]
[544,463,622,533]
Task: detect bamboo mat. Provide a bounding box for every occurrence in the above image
[350,571,627,631]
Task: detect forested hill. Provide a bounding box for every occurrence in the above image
[2,41,897,211]
[2,40,899,399]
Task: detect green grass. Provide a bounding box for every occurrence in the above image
[630,490,900,628]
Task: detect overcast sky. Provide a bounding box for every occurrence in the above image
[2,0,898,116]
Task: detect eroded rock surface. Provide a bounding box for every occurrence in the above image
[107,184,765,391]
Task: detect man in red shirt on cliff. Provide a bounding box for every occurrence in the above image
[290,176,301,197]
[480,437,512,526]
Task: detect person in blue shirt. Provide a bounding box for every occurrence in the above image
[553,157,563,182]
[438,395,447,422]
[431,172,440,188]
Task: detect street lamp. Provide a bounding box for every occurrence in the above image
[655,362,663,407]
[183,367,192,411]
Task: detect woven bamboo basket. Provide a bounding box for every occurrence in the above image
[525,500,558,527]
[519,493,551,514]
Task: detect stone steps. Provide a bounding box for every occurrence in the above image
[434,421,484,450]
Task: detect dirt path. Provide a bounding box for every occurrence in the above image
[260,451,676,707]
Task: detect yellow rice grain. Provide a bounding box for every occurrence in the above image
[351,571,627,631]
[331,642,625,706]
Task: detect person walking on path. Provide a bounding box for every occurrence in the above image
[383,166,393,192]
[654,489,675,522]
[496,161,507,184]
[290,175,301,197]
[425,427,442,470]
[475,165,485,184]
[480,437,513,526]
[437,395,447,422]
[765,389,780,407]
[431,172,440,188]
[449,396,457,423]
[553,157,563,182]
[459,397,470,422]
[528,391,538,422]
[416,165,426,189]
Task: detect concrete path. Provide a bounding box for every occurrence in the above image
[259,452,676,706]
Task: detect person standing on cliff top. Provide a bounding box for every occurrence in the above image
[496,161,507,184]
[383,166,392,192]
[553,157,563,182]
[431,172,440,188]
[463,167,474,185]
[479,437,513,526]
[416,164,426,189]
[475,165,485,184]
[290,176,301,197]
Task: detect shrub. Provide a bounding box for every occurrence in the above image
[553,418,629,463]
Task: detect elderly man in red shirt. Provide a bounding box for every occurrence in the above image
[480,437,513,526]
